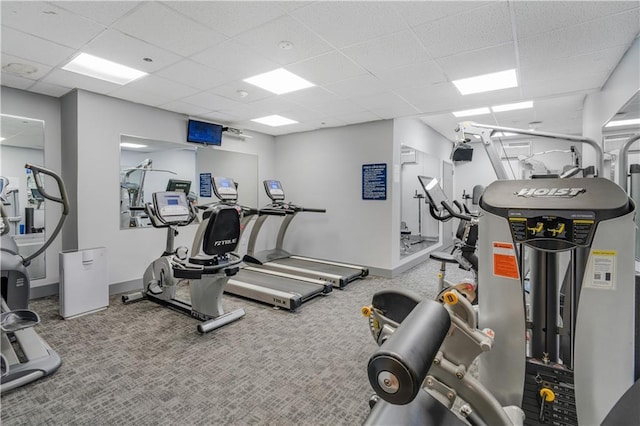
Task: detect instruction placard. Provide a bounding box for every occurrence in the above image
[199,173,212,197]
[585,250,616,290]
[362,163,387,200]
[493,242,520,279]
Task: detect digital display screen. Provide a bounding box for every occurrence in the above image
[167,197,179,205]
[418,176,448,211]
[166,179,191,193]
[187,119,223,146]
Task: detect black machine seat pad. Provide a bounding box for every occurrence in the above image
[429,251,457,263]
[202,206,240,256]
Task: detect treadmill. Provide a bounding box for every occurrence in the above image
[208,177,332,311]
[242,180,369,288]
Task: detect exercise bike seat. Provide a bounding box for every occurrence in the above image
[363,389,465,426]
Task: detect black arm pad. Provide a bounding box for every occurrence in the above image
[367,299,451,405]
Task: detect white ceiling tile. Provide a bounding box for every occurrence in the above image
[304,98,364,117]
[287,51,366,86]
[181,91,244,111]
[279,106,326,123]
[1,27,75,67]
[324,74,388,99]
[368,103,421,120]
[2,53,53,81]
[1,1,106,49]
[113,2,227,57]
[513,1,640,39]
[84,29,182,73]
[41,68,120,95]
[341,30,430,75]
[155,59,233,91]
[209,80,276,104]
[0,72,35,90]
[190,40,280,80]
[373,60,447,90]
[197,111,240,125]
[521,74,605,99]
[394,1,493,28]
[54,1,141,26]
[163,1,286,38]
[233,15,334,65]
[280,86,341,108]
[27,80,72,98]
[290,2,408,48]
[122,74,199,101]
[338,110,383,125]
[109,85,177,107]
[413,2,513,59]
[352,91,419,113]
[244,96,299,115]
[392,82,464,114]
[520,46,630,84]
[158,100,211,117]
[436,43,516,81]
[519,11,640,68]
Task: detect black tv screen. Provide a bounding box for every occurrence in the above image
[187,119,223,146]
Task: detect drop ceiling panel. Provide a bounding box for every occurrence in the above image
[209,80,275,105]
[1,26,75,68]
[158,100,212,117]
[352,91,420,117]
[1,53,52,81]
[521,73,605,99]
[290,2,407,48]
[109,84,178,107]
[394,1,493,28]
[190,40,280,80]
[163,1,287,38]
[1,1,106,49]
[280,86,342,109]
[54,1,141,27]
[413,2,513,59]
[324,74,388,99]
[341,30,430,75]
[339,110,383,125]
[373,60,447,90]
[28,81,72,98]
[394,83,466,114]
[180,90,244,112]
[286,51,366,86]
[513,1,640,39]
[112,2,227,57]
[155,59,233,91]
[518,11,640,68]
[0,72,35,90]
[119,74,199,101]
[84,29,182,73]
[233,15,334,65]
[41,69,120,95]
[435,43,516,81]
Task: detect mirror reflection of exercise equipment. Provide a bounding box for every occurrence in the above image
[615,133,640,261]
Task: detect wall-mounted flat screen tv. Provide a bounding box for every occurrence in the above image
[187,119,223,146]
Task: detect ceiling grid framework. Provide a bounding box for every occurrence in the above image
[1,1,638,139]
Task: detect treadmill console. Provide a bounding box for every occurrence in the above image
[264,180,285,202]
[153,191,191,223]
[212,176,238,201]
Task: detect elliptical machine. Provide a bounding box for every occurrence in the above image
[1,164,69,393]
[122,191,245,333]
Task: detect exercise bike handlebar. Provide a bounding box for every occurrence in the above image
[22,164,69,265]
[367,298,451,405]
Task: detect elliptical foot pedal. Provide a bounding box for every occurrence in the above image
[147,282,163,295]
[0,309,41,333]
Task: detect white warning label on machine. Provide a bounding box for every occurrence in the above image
[585,250,616,290]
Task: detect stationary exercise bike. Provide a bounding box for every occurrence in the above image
[122,191,245,333]
[418,176,479,303]
[1,164,69,393]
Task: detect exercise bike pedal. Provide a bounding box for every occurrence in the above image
[147,281,163,295]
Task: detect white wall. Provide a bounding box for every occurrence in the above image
[66,89,276,287]
[274,120,395,271]
[1,86,62,289]
[583,36,640,171]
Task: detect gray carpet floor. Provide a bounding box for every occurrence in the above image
[1,256,471,425]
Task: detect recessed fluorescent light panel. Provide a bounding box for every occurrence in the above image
[452,107,491,118]
[605,118,640,127]
[492,101,533,112]
[120,142,147,149]
[251,115,298,127]
[62,53,147,85]
[453,69,518,95]
[243,68,314,95]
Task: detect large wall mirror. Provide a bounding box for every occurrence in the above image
[119,134,258,229]
[0,114,46,279]
[399,146,440,258]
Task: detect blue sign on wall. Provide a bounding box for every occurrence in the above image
[199,173,212,197]
[362,163,387,200]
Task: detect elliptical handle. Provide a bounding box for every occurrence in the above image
[367,298,451,405]
[22,164,69,265]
